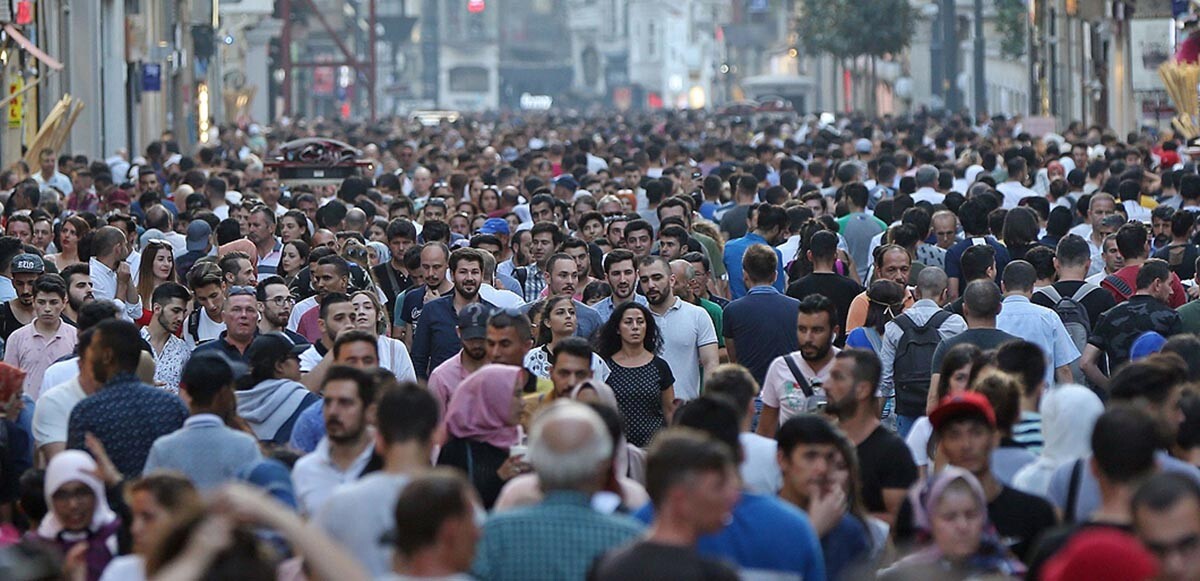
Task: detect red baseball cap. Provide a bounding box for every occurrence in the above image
[928,392,996,431]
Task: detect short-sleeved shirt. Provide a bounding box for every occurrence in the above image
[837,212,888,281]
[4,321,77,399]
[606,357,674,448]
[588,541,738,581]
[856,425,918,514]
[1088,295,1183,371]
[650,297,718,401]
[945,236,1011,290]
[996,295,1081,386]
[931,328,1019,372]
[786,272,862,341]
[722,287,800,384]
[759,349,839,426]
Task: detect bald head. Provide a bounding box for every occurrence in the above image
[527,402,612,492]
[915,266,949,302]
[344,208,367,232]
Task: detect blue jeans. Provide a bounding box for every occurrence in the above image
[896,414,919,440]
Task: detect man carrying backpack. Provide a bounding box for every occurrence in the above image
[879,267,966,438]
[1031,235,1115,385]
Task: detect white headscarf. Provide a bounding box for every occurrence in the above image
[39,450,118,537]
[1012,384,1104,497]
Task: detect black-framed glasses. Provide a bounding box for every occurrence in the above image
[229,285,256,297]
[264,295,295,306]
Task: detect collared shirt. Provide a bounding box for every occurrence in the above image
[89,257,143,320]
[722,286,799,384]
[33,170,73,195]
[67,373,188,476]
[723,232,786,299]
[878,299,967,394]
[292,435,375,516]
[255,238,283,281]
[996,181,1039,208]
[4,321,77,399]
[499,260,546,303]
[192,330,255,363]
[592,294,648,322]
[472,491,644,581]
[428,352,475,411]
[142,413,262,491]
[910,187,945,205]
[650,297,718,401]
[996,295,1081,386]
[140,327,190,393]
[411,295,495,379]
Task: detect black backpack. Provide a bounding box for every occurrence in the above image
[892,310,952,418]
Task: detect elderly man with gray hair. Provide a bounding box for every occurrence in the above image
[471,401,644,581]
[877,266,967,437]
[910,165,945,205]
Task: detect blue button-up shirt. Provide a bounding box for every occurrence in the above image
[723,232,786,299]
[996,294,1081,386]
[592,294,648,323]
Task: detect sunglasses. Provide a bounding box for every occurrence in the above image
[229,285,256,297]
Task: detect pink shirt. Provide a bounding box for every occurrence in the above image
[427,352,473,412]
[5,321,77,399]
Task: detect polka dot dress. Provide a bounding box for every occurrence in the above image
[605,356,674,448]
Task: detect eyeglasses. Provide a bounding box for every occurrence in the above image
[229,285,256,297]
[264,295,295,306]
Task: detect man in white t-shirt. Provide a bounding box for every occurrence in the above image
[757,295,840,438]
[996,157,1039,209]
[32,329,101,460]
[706,365,783,495]
[639,257,718,401]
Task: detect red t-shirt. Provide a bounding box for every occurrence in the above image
[1101,263,1187,308]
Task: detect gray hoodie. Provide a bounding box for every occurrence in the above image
[236,378,314,443]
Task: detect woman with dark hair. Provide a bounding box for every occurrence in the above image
[845,280,907,352]
[524,296,577,378]
[47,215,90,270]
[1002,206,1041,261]
[133,240,180,327]
[278,209,311,244]
[904,344,986,479]
[593,302,675,447]
[100,473,203,581]
[478,187,501,215]
[278,239,309,286]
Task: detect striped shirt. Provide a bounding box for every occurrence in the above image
[1013,411,1043,455]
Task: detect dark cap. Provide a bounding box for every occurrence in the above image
[554,175,579,190]
[10,253,44,274]
[929,392,996,431]
[457,303,492,340]
[245,332,310,367]
[186,220,213,251]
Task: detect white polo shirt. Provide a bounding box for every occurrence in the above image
[650,296,718,401]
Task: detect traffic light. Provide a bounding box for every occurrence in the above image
[192,25,215,64]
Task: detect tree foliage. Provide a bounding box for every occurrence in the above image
[994,0,1027,58]
[797,0,916,59]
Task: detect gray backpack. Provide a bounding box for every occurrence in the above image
[1034,283,1101,384]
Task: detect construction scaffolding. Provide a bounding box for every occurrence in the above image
[278,0,378,121]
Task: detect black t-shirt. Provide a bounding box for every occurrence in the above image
[944,296,966,317]
[372,262,414,313]
[857,425,918,514]
[894,484,1058,564]
[0,302,27,342]
[786,272,862,343]
[1030,281,1117,332]
[588,541,738,581]
[931,328,1019,372]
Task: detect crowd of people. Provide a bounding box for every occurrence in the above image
[0,110,1197,580]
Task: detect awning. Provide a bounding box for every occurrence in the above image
[4,24,62,71]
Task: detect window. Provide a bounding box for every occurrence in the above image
[449,66,489,92]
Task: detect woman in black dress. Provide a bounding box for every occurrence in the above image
[594,302,675,448]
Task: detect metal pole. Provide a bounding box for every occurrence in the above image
[974,0,986,117]
[369,0,377,121]
[942,0,959,111]
[281,0,292,118]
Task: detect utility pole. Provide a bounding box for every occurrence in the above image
[942,0,960,111]
[974,0,986,117]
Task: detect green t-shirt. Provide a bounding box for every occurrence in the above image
[1179,300,1200,335]
[697,297,725,348]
